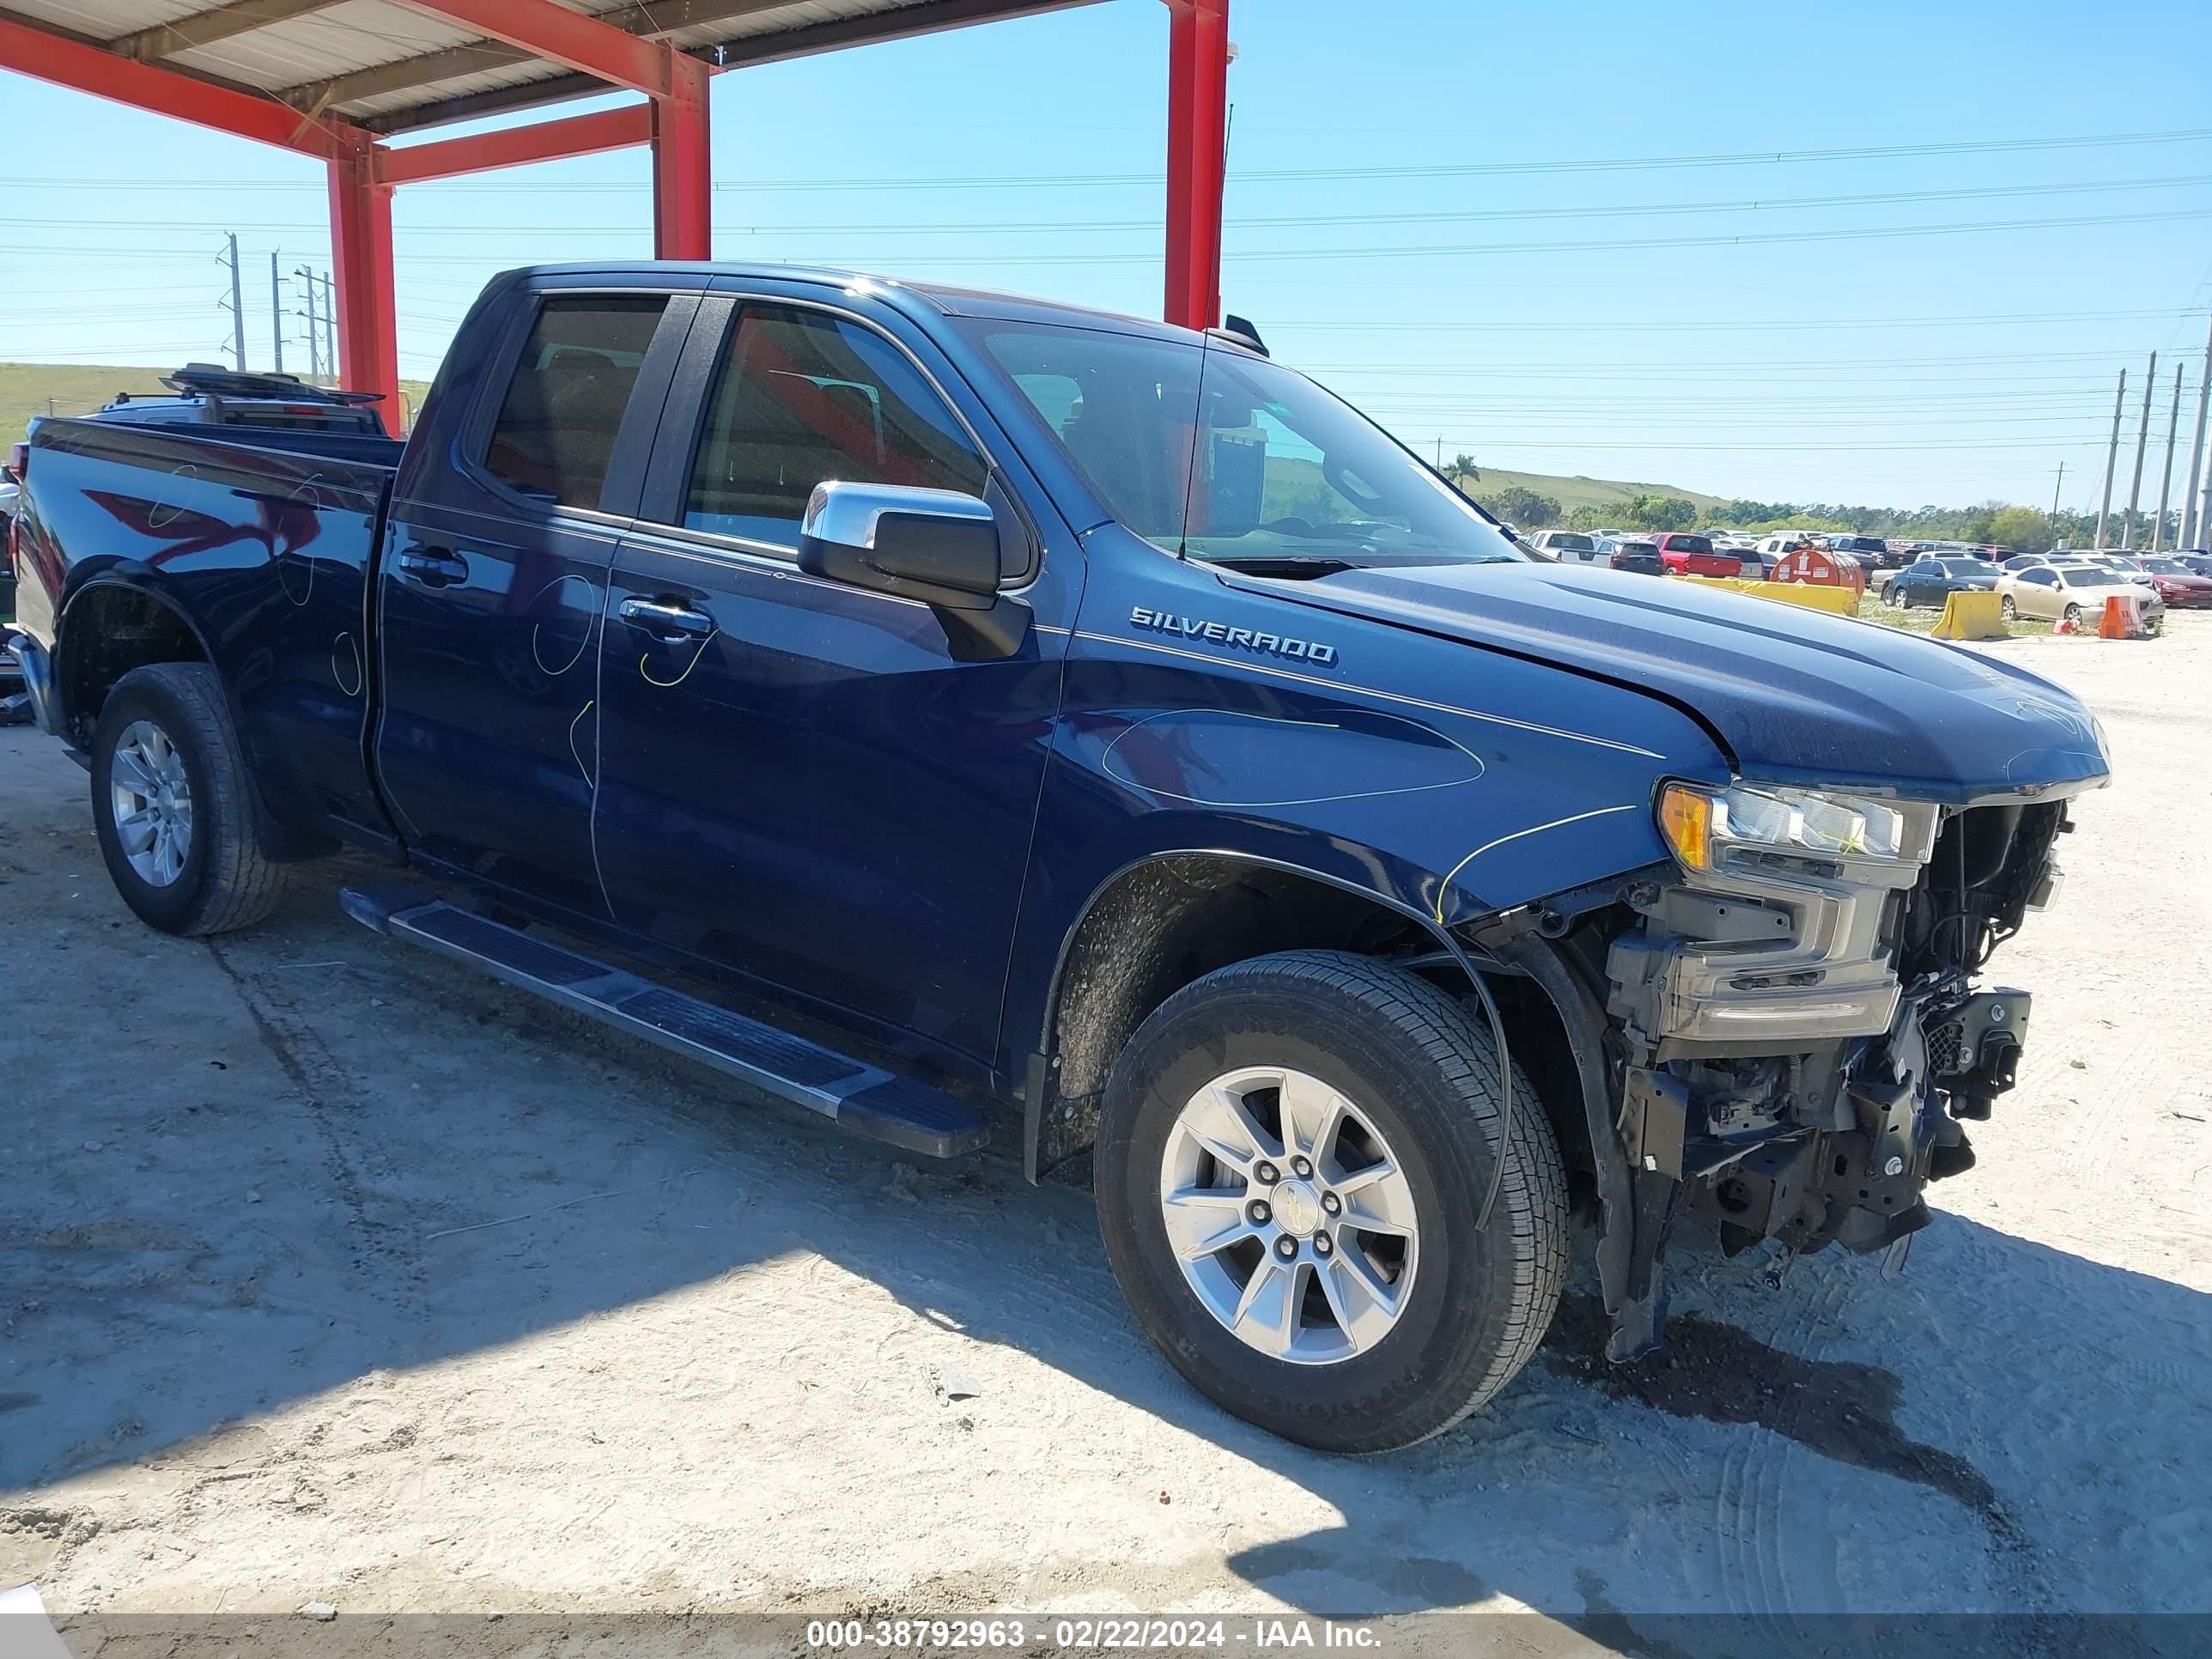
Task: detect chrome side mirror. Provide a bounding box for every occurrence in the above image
[797,480,1030,659]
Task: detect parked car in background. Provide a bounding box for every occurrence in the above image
[1598,537,1668,575]
[2173,552,2212,578]
[1879,556,2001,611]
[1650,532,1741,577]
[2130,556,2212,607]
[1996,562,2165,626]
[1527,530,1602,563]
[1757,532,1819,564]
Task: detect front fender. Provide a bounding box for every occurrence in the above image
[1000,541,1733,1065]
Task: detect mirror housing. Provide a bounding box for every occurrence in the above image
[797,480,1030,660]
[798,481,1001,609]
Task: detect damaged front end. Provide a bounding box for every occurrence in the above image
[1475,777,2082,1362]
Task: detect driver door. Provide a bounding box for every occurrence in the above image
[589,292,1075,1066]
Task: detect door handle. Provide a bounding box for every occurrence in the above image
[395,544,470,587]
[617,597,715,642]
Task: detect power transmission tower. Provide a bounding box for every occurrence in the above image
[218,233,246,370]
[270,250,285,375]
[2152,361,2182,552]
[2094,368,2126,550]
[294,264,320,381]
[2185,313,2212,551]
[2122,351,2155,549]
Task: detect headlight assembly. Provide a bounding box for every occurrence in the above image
[1656,781,1936,872]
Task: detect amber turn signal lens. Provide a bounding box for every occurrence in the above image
[1656,783,1712,871]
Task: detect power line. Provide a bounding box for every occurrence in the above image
[14,123,2212,195]
[10,169,2209,239]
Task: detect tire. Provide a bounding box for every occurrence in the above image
[91,662,288,935]
[2000,594,2019,620]
[2063,603,2082,625]
[1883,585,1905,609]
[1095,950,1568,1454]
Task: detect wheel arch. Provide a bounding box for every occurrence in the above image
[1024,847,1599,1189]
[56,577,215,747]
[63,580,330,863]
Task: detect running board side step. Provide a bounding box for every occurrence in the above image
[340,885,990,1159]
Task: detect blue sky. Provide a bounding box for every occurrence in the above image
[5,0,2211,509]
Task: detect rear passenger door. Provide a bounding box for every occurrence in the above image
[375,283,696,921]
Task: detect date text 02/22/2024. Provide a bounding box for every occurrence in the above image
[803,1616,1384,1650]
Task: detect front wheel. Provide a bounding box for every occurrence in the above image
[2063,602,2083,625]
[92,663,289,935]
[2000,594,2019,620]
[1095,951,1568,1453]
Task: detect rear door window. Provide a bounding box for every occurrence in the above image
[679,305,987,550]
[482,295,670,508]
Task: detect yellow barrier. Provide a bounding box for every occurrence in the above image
[1693,577,1861,616]
[1932,590,2008,641]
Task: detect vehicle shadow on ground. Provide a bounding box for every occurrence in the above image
[2,831,2207,1632]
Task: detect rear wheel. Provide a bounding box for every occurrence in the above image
[1884,584,1905,608]
[1095,951,1568,1453]
[91,663,288,935]
[2000,594,2019,620]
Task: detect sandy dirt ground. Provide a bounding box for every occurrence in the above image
[2,616,2208,1646]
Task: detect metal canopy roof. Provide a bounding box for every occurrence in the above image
[0,0,1097,133]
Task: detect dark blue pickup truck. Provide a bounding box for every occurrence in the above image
[5,264,2108,1451]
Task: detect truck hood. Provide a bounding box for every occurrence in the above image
[1230,561,2111,803]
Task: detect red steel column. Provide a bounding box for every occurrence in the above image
[328,139,401,433]
[1163,0,1228,331]
[653,53,713,260]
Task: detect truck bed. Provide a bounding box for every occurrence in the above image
[20,414,400,848]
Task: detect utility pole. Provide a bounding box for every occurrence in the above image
[2152,361,2182,552]
[320,271,337,381]
[294,263,320,381]
[2122,350,2155,549]
[2049,461,2065,541]
[2185,313,2212,551]
[2095,368,2126,550]
[269,250,284,376]
[218,233,246,371]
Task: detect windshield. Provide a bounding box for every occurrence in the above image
[1548,533,1595,552]
[967,321,1523,569]
[2140,558,2190,574]
[1667,535,1712,555]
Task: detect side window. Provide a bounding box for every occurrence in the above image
[482,295,669,507]
[681,305,988,548]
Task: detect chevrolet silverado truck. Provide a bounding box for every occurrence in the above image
[5,264,2107,1452]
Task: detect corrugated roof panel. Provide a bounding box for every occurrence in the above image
[3,0,208,40]
[165,2,486,93]
[3,0,1100,130]
[337,58,570,124]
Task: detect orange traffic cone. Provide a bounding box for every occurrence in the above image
[2099,594,2132,639]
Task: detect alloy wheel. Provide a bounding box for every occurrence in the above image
[1158,1065,1420,1365]
[109,719,193,887]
